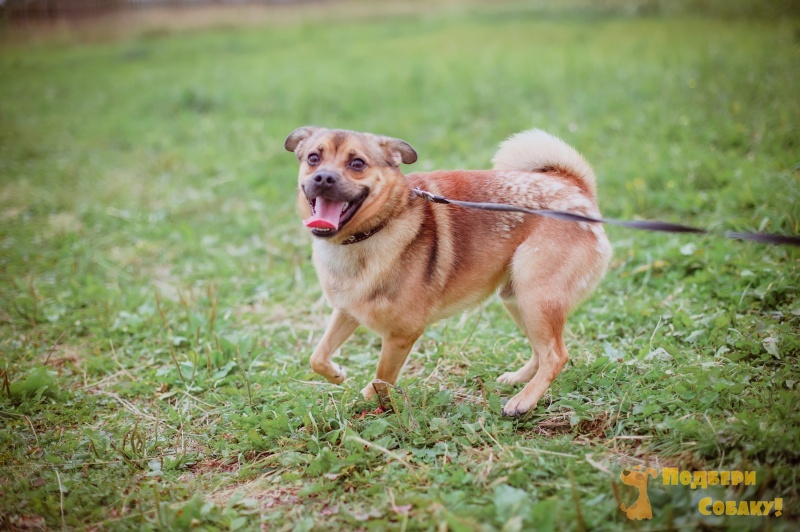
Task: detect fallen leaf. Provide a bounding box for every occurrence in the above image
[353,508,382,521]
[391,504,412,515]
[320,504,339,516]
[763,337,780,358]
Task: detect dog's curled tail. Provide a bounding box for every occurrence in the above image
[492,129,596,198]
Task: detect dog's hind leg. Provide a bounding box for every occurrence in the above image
[310,308,359,384]
[499,230,589,417]
[500,307,567,417]
[361,331,422,399]
[496,284,540,385]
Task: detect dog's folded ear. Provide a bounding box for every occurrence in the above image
[285,126,319,153]
[381,136,418,166]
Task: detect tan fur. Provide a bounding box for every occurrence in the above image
[286,127,612,416]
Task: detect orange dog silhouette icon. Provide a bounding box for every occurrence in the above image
[620,466,658,520]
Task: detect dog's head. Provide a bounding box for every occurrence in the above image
[620,465,658,487]
[285,127,417,240]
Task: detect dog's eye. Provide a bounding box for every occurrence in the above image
[307,153,320,166]
[349,158,366,171]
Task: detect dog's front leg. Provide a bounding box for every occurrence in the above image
[310,308,358,384]
[360,332,422,399]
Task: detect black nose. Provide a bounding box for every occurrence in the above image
[304,171,340,198]
[313,172,338,187]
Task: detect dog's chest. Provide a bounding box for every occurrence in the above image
[312,239,406,321]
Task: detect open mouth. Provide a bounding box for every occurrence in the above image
[304,190,368,237]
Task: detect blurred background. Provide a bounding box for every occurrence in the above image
[1,1,798,529]
[2,0,799,40]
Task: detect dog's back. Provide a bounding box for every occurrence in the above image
[404,130,609,316]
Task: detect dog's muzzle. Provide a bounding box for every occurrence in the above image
[301,172,368,235]
[303,171,349,202]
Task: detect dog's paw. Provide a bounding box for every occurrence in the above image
[496,371,527,386]
[360,382,377,400]
[324,363,347,384]
[501,393,537,417]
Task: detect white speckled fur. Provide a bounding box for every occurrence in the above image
[493,129,597,197]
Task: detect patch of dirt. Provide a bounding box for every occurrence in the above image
[519,410,612,441]
[258,487,302,510]
[42,344,85,368]
[0,206,25,222]
[3,1,469,45]
[47,212,84,235]
[187,459,239,474]
[3,514,46,530]
[575,412,612,440]
[208,478,300,511]
[604,447,682,473]
[451,388,485,405]
[177,458,239,485]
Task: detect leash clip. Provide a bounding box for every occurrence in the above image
[413,187,449,204]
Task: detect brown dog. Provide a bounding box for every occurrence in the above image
[285,127,611,416]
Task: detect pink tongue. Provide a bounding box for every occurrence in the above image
[304,198,345,230]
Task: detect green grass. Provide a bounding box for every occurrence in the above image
[1,2,799,530]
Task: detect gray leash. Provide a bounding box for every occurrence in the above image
[412,187,800,247]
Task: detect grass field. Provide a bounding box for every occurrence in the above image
[1,1,799,529]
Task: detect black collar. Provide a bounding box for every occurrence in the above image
[340,221,388,245]
[340,189,420,245]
